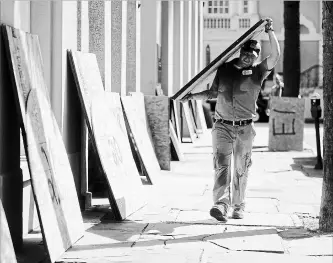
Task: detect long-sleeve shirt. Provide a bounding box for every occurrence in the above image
[210,58,271,121]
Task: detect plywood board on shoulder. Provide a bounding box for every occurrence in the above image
[172,19,267,100]
[121,94,161,184]
[0,200,17,263]
[68,51,145,220]
[144,96,170,170]
[2,25,84,263]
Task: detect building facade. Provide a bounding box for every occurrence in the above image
[203,0,322,78]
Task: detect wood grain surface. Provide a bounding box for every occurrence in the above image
[121,94,161,184]
[171,19,267,100]
[144,96,170,170]
[2,25,84,262]
[25,88,84,263]
[0,200,17,263]
[91,92,145,219]
[69,51,145,220]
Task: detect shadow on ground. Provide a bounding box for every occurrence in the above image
[291,156,323,178]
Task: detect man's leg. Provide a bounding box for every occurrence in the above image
[231,124,256,218]
[211,121,234,221]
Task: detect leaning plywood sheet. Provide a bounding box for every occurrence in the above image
[92,92,145,218]
[195,100,208,133]
[68,51,145,220]
[172,19,267,100]
[2,25,84,263]
[170,120,185,161]
[0,201,17,263]
[144,96,170,171]
[182,102,197,142]
[26,88,84,262]
[121,95,161,183]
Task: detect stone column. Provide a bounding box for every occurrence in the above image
[136,2,141,92]
[0,1,30,250]
[77,1,91,209]
[50,1,83,203]
[88,1,112,91]
[198,1,204,72]
[191,1,199,76]
[126,1,136,94]
[183,1,192,83]
[111,1,127,95]
[140,0,157,95]
[161,1,174,96]
[173,1,184,95]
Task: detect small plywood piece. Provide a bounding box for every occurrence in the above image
[2,25,84,262]
[170,100,181,138]
[26,89,84,263]
[91,92,145,219]
[69,51,145,220]
[172,19,267,100]
[0,201,17,263]
[182,102,197,142]
[268,97,305,151]
[121,95,161,183]
[144,96,170,170]
[195,100,208,133]
[170,120,185,161]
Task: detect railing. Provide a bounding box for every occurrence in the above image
[204,18,231,29]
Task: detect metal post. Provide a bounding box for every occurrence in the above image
[314,117,323,170]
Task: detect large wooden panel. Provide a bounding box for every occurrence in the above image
[268,97,305,151]
[69,51,145,220]
[26,89,84,263]
[0,200,17,263]
[144,96,170,170]
[172,19,267,100]
[121,94,161,183]
[2,25,84,262]
[91,92,145,218]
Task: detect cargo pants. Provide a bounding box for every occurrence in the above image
[212,120,256,209]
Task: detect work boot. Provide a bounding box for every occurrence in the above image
[232,206,245,219]
[210,203,228,222]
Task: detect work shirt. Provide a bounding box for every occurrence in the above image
[210,58,271,121]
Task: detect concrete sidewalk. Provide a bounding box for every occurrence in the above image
[23,125,333,263]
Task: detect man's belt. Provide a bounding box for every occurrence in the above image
[219,119,252,126]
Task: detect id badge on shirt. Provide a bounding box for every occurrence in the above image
[242,69,252,76]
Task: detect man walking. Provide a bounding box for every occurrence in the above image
[181,18,280,222]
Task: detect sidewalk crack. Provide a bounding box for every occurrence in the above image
[131,223,149,248]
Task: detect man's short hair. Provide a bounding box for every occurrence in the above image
[241,40,261,57]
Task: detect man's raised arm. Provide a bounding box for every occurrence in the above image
[265,18,280,70]
[181,69,220,102]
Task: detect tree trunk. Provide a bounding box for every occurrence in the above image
[319,1,333,232]
[283,1,300,97]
